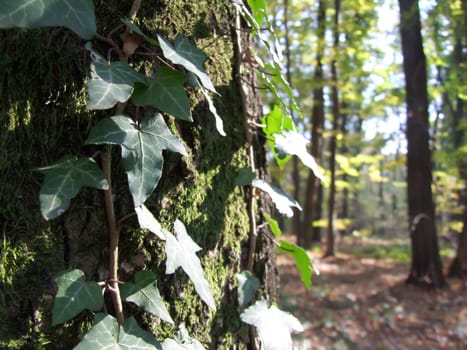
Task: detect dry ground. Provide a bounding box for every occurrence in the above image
[277,238,467,350]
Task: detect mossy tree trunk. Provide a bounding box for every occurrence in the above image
[0,1,276,349]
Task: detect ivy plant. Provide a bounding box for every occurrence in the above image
[1,0,324,349]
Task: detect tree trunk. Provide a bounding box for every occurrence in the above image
[324,0,341,258]
[302,0,326,248]
[398,0,445,287]
[0,1,276,348]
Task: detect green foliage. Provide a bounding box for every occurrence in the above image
[277,241,314,289]
[121,271,174,324]
[86,45,147,110]
[52,269,103,326]
[86,114,186,207]
[0,0,96,39]
[74,314,162,350]
[36,156,108,220]
[132,67,192,121]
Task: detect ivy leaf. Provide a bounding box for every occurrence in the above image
[263,213,282,238]
[86,114,186,207]
[158,35,216,93]
[86,46,147,110]
[165,220,216,310]
[0,0,96,40]
[274,130,326,183]
[121,271,174,324]
[240,300,304,350]
[135,204,168,240]
[199,85,225,136]
[236,271,260,308]
[262,106,294,169]
[132,67,192,121]
[74,314,162,350]
[251,179,301,218]
[52,269,103,326]
[277,240,314,289]
[234,167,256,186]
[246,0,267,28]
[161,325,205,350]
[36,156,108,220]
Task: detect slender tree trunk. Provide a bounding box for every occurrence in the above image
[283,0,302,240]
[324,0,341,257]
[398,0,445,287]
[302,0,326,248]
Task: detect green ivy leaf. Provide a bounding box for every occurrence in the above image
[86,114,186,207]
[263,213,281,238]
[240,299,303,350]
[86,46,147,110]
[246,0,267,28]
[132,67,192,121]
[36,156,108,220]
[234,167,256,186]
[251,179,301,218]
[74,314,162,350]
[165,220,216,310]
[52,269,103,326]
[158,35,216,93]
[236,271,260,308]
[262,106,294,169]
[0,0,96,40]
[274,130,326,183]
[121,271,174,324]
[277,240,313,289]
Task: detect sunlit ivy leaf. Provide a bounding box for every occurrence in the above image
[86,114,186,207]
[135,204,168,240]
[158,35,216,93]
[240,299,304,350]
[165,220,216,310]
[263,213,282,238]
[74,314,162,350]
[234,167,256,186]
[262,106,294,169]
[199,85,225,136]
[246,0,267,28]
[0,0,96,40]
[251,179,301,218]
[236,271,260,308]
[36,156,108,220]
[161,325,205,350]
[277,240,314,289]
[274,130,326,183]
[86,46,147,110]
[121,271,174,324]
[52,269,103,326]
[132,67,192,121]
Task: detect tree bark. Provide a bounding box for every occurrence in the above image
[398,0,445,287]
[0,1,276,348]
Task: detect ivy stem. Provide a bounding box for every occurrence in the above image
[101,149,124,324]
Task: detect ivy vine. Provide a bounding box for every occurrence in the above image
[0,0,325,349]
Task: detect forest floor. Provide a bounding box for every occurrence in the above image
[277,237,467,350]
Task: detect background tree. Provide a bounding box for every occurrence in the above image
[398,0,445,287]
